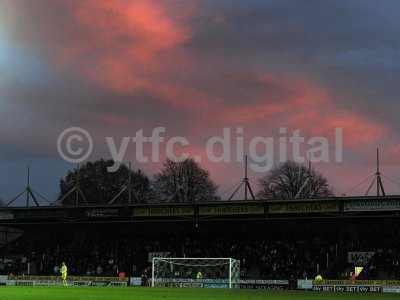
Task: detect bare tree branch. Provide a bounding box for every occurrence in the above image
[257,161,333,200]
[154,159,219,203]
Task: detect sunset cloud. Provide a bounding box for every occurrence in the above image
[59,0,191,95]
[1,0,400,200]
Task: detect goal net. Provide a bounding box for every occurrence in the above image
[152,258,240,289]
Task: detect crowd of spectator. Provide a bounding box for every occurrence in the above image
[0,232,337,280]
[0,223,399,280]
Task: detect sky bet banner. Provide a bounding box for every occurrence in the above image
[313,285,382,293]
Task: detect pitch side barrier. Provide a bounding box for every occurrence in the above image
[3,275,289,290]
[152,278,289,289]
[131,277,289,290]
[4,275,400,293]
[298,280,400,294]
[2,275,128,287]
[239,279,289,290]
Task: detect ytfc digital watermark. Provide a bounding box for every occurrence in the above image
[57,127,343,173]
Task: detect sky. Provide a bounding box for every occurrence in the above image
[1,0,400,203]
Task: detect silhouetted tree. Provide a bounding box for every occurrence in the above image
[154,159,219,203]
[59,159,152,205]
[258,161,333,200]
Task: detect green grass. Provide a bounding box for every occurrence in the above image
[0,287,399,300]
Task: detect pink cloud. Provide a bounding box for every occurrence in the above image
[53,1,389,153]
[217,75,388,148]
[58,0,192,96]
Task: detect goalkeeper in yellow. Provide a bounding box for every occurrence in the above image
[60,262,68,286]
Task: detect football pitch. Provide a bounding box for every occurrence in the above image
[0,287,399,300]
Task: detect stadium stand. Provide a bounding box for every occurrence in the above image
[1,219,399,281]
[0,197,399,284]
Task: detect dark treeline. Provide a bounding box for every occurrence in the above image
[58,159,333,205]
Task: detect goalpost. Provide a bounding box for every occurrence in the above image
[152,258,240,289]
